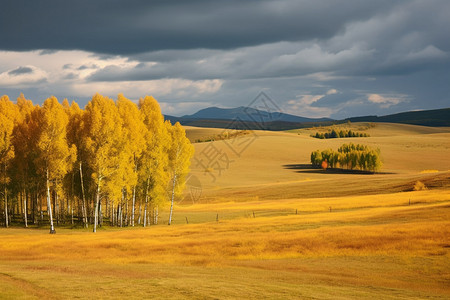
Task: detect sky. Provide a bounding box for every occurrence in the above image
[0,0,449,119]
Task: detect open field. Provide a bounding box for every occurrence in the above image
[1,122,450,299]
[1,190,449,299]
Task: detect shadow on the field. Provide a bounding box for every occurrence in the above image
[283,164,393,175]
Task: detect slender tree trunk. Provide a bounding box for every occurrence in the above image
[46,168,55,234]
[120,189,124,227]
[19,191,23,224]
[105,198,108,226]
[131,185,136,227]
[138,199,141,225]
[119,203,123,227]
[71,173,74,226]
[131,156,137,227]
[23,190,28,228]
[93,177,101,233]
[55,187,59,226]
[154,206,158,225]
[3,163,8,228]
[79,162,88,228]
[111,204,113,227]
[40,192,43,223]
[99,201,103,227]
[143,177,150,227]
[115,204,117,227]
[125,193,128,227]
[168,174,177,225]
[32,190,36,225]
[4,185,8,228]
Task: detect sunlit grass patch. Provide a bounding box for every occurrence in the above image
[421,169,439,173]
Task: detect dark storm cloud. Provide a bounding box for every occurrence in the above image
[8,66,33,76]
[1,0,449,118]
[1,0,399,55]
[81,0,450,84]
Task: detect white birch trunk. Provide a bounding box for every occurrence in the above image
[154,206,159,225]
[79,162,88,228]
[46,168,55,234]
[138,200,141,225]
[125,195,128,226]
[132,185,136,226]
[93,176,101,233]
[143,177,149,227]
[168,174,177,225]
[119,203,123,228]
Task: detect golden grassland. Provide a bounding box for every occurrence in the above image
[0,190,449,299]
[1,122,450,299]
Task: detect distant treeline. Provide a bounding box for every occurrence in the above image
[311,143,382,172]
[311,129,369,139]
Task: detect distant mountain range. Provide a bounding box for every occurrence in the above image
[181,106,332,123]
[165,106,450,130]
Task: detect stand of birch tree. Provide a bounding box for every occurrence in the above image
[0,93,193,233]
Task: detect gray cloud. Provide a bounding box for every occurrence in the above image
[0,0,449,118]
[1,0,401,54]
[39,49,59,55]
[8,66,34,76]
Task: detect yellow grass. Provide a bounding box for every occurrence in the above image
[421,169,439,173]
[1,189,449,298]
[1,123,450,299]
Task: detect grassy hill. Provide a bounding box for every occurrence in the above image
[187,123,450,198]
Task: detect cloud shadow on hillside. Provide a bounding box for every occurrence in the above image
[283,164,394,175]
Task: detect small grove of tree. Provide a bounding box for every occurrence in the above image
[311,129,369,139]
[311,143,382,172]
[0,93,194,233]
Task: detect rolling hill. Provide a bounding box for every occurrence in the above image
[165,106,450,129]
[346,107,450,127]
